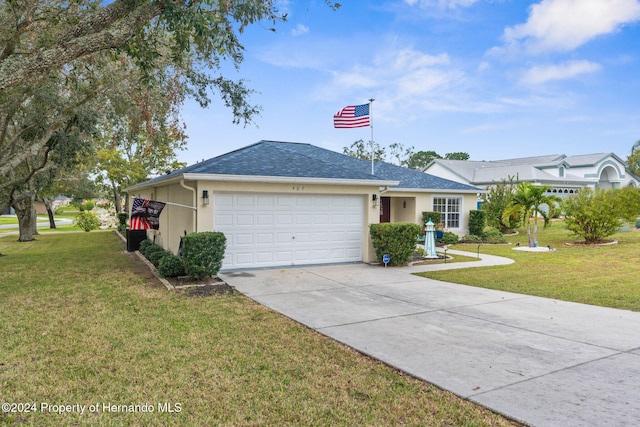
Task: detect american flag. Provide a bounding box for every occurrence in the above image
[333,103,370,128]
[130,197,166,230]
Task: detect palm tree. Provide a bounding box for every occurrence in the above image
[502,182,561,247]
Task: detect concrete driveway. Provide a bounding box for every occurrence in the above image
[220,251,640,427]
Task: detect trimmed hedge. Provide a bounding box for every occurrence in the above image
[147,246,171,267]
[421,211,442,226]
[370,222,421,266]
[138,239,153,254]
[181,231,227,280]
[468,210,486,237]
[158,254,186,278]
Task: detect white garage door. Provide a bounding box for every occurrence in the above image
[213,193,365,270]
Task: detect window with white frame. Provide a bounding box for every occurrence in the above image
[433,197,461,228]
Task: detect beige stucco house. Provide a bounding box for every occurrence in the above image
[126,141,484,271]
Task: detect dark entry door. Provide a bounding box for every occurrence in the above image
[380,197,391,223]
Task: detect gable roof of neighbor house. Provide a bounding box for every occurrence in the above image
[427,152,636,186]
[128,140,482,193]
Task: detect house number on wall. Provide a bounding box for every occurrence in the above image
[292,186,305,191]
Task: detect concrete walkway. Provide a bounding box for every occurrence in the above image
[220,251,640,427]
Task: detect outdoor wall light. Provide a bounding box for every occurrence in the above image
[372,194,378,207]
[202,190,209,206]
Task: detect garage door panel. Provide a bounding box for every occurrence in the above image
[256,233,274,244]
[237,195,256,207]
[235,233,254,245]
[236,214,254,226]
[214,193,364,269]
[256,252,274,263]
[276,214,294,225]
[257,215,274,225]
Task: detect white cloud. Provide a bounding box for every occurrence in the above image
[375,48,450,71]
[314,46,479,120]
[291,24,309,37]
[502,0,640,54]
[329,47,457,97]
[404,0,481,8]
[519,60,602,84]
[477,61,491,72]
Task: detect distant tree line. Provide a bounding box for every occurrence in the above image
[342,140,469,170]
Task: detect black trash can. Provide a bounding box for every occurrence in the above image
[126,229,147,252]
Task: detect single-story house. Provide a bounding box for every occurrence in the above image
[126,140,484,270]
[424,153,640,198]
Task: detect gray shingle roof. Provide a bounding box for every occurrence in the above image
[132,140,482,192]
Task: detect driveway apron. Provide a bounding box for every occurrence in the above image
[220,251,640,427]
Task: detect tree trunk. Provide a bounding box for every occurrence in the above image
[13,193,37,241]
[42,196,57,229]
[112,183,121,213]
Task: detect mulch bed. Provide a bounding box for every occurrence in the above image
[116,231,232,296]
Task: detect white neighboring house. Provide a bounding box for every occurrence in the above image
[424,153,640,198]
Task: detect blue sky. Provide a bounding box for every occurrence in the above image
[178,0,640,166]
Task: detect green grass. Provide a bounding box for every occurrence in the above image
[0,213,79,233]
[419,220,640,311]
[0,215,49,225]
[0,232,519,426]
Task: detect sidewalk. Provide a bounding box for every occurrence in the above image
[221,251,640,427]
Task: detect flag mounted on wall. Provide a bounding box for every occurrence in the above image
[130,197,166,230]
[333,103,370,128]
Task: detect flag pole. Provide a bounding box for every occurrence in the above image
[369,98,375,175]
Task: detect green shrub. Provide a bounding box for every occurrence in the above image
[482,227,506,243]
[147,247,170,267]
[138,239,153,254]
[141,243,164,259]
[158,254,186,277]
[440,231,459,245]
[563,187,640,243]
[369,222,421,266]
[117,212,129,226]
[82,200,95,211]
[460,234,483,243]
[182,232,227,280]
[468,210,486,237]
[74,211,101,232]
[421,211,442,227]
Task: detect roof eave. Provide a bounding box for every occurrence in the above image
[183,173,399,187]
[386,187,486,194]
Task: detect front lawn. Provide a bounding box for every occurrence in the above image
[420,220,640,311]
[0,232,518,426]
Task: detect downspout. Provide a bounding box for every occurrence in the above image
[180,179,197,232]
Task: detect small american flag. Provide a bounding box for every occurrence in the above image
[130,197,166,230]
[333,103,370,128]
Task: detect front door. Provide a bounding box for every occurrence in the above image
[380,197,391,223]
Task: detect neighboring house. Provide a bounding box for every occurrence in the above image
[126,140,483,270]
[424,153,639,197]
[35,196,72,215]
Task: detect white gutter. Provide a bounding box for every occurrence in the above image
[127,174,399,191]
